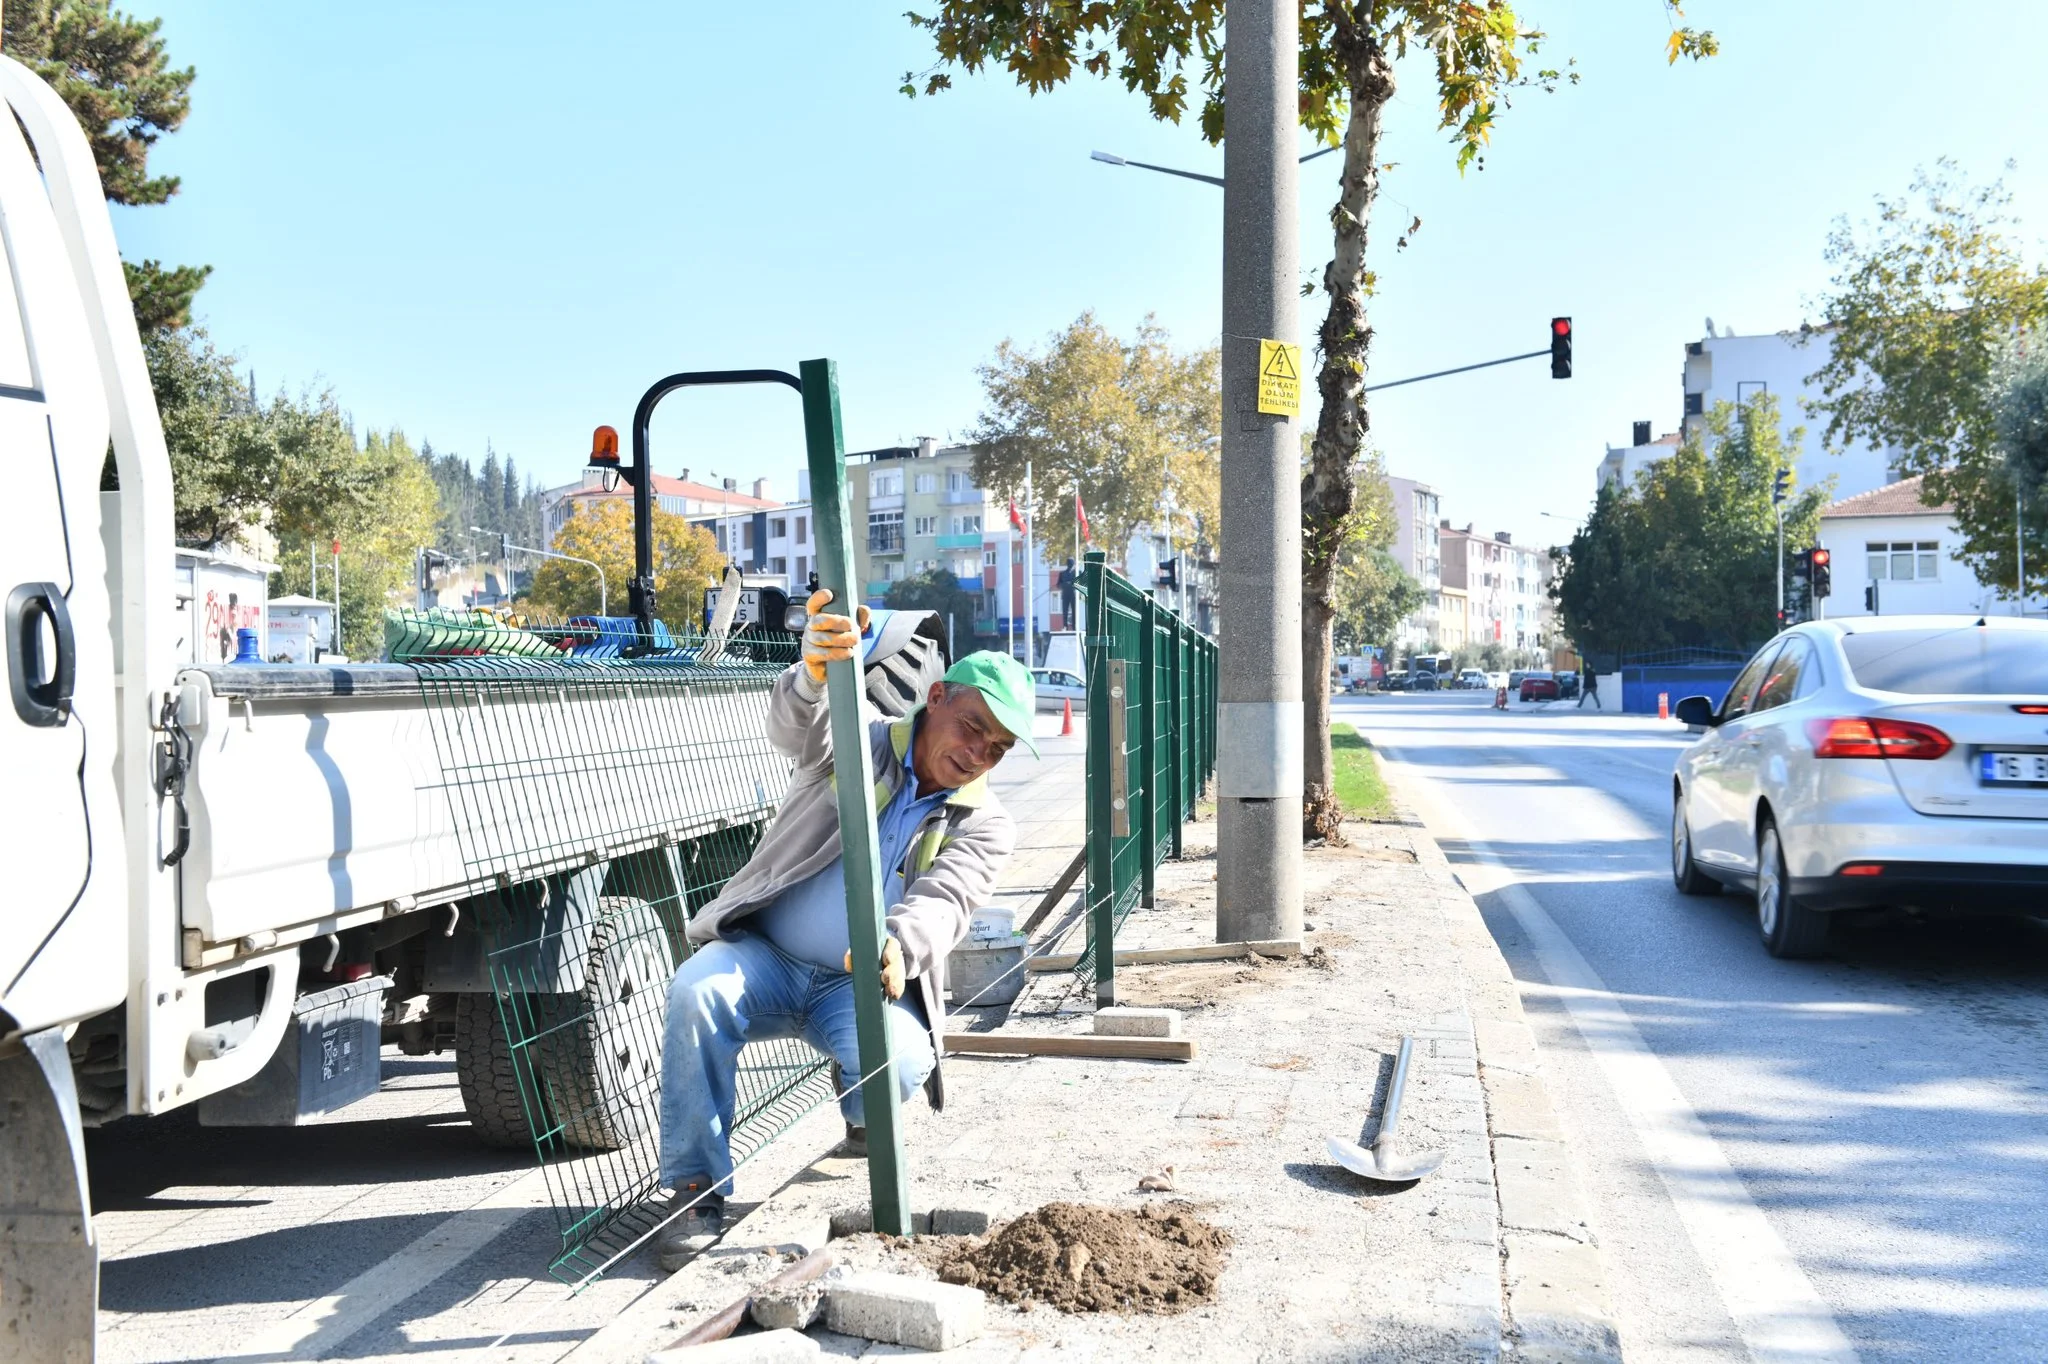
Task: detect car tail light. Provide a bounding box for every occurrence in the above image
[1840,862,1885,877]
[1804,716,1954,760]
[2016,704,2048,715]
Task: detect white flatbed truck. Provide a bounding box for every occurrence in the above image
[0,56,785,1360]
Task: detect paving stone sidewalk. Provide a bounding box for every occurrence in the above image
[572,795,1617,1363]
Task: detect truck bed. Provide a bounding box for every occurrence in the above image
[175,660,791,951]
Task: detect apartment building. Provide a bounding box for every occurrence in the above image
[1387,476,1442,650]
[1439,522,1551,660]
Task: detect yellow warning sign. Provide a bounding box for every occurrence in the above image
[1258,339,1302,417]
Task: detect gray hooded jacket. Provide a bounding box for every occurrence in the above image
[687,664,1016,1107]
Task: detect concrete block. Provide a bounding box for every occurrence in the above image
[748,1280,825,1331]
[825,1272,985,1351]
[1093,1006,1181,1038]
[1502,1231,1623,1364]
[929,1207,992,1236]
[647,1327,820,1363]
[1494,1136,1590,1242]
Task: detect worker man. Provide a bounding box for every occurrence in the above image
[653,590,1037,1269]
[1578,668,1602,709]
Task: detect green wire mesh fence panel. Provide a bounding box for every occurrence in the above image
[410,642,836,1283]
[1077,555,1218,993]
[1145,598,1176,874]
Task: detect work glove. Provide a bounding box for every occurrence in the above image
[802,588,871,684]
[845,937,906,1001]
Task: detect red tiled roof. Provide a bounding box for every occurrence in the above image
[1820,474,1953,519]
[559,476,780,509]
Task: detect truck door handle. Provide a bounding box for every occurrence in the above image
[6,582,75,727]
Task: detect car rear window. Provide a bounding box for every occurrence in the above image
[1840,627,2048,695]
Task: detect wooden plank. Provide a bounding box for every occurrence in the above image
[942,1032,1196,1062]
[1019,848,1087,935]
[1026,938,1303,973]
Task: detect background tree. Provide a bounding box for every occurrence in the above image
[5,0,209,330]
[1993,338,2048,599]
[905,0,1714,838]
[1330,548,1423,657]
[269,429,440,658]
[1806,162,2048,601]
[970,312,1219,561]
[1553,397,1824,659]
[528,500,722,626]
[884,569,983,655]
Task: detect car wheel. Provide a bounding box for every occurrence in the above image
[1671,794,1718,896]
[1756,820,1829,959]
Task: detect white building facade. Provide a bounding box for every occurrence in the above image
[1816,476,2046,619]
[1599,327,1904,502]
[1387,475,1442,650]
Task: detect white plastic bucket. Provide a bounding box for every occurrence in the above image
[948,934,1027,1007]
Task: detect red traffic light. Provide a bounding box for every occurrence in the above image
[1811,548,1830,566]
[1552,317,1572,336]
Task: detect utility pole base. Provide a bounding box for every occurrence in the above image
[1216,797,1302,944]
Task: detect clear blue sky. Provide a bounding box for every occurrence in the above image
[115,0,2046,549]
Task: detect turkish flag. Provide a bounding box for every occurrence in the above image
[1076,495,1092,544]
[1009,499,1026,533]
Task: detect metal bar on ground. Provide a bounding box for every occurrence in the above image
[800,356,911,1236]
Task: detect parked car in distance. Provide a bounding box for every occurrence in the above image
[1459,668,1488,690]
[1411,670,1440,692]
[1031,667,1086,713]
[1508,670,1528,693]
[1557,670,1581,699]
[1384,670,1411,692]
[1486,671,1509,690]
[1669,615,2048,959]
[1519,671,1560,702]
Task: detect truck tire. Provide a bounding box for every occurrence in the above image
[453,896,674,1152]
[454,992,538,1148]
[547,897,674,1150]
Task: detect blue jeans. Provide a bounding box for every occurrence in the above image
[657,931,936,1191]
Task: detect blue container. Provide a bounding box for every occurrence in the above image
[232,627,263,664]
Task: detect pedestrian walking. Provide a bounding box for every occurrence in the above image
[1579,669,1601,709]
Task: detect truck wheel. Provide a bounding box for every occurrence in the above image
[546,897,674,1151]
[454,992,542,1148]
[453,896,674,1152]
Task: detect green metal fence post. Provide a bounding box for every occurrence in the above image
[1081,552,1117,1007]
[799,357,911,1236]
[1138,593,1159,907]
[1167,614,1186,858]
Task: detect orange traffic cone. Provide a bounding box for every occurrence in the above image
[1061,698,1074,736]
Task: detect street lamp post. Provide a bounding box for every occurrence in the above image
[500,540,608,617]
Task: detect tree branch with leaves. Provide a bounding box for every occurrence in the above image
[905,0,1713,839]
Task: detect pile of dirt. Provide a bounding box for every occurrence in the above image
[939,1202,1230,1315]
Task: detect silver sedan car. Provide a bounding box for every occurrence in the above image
[1670,615,2048,958]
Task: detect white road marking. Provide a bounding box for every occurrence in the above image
[217,1167,550,1361]
[1377,739,1862,1364]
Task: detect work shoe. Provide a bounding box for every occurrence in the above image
[840,1123,868,1157]
[652,1184,725,1272]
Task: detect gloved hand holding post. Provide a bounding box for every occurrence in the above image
[845,938,906,1001]
[801,588,872,684]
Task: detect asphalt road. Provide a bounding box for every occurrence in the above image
[1341,689,2048,1364]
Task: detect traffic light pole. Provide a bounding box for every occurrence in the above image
[1364,348,1547,393]
[1772,466,1790,626]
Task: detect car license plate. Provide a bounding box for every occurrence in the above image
[1980,751,2048,785]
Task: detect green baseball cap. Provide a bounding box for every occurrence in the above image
[943,651,1040,757]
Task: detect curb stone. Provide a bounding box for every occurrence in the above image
[1392,790,1625,1364]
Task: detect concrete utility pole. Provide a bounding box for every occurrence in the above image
[1215,0,1303,945]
